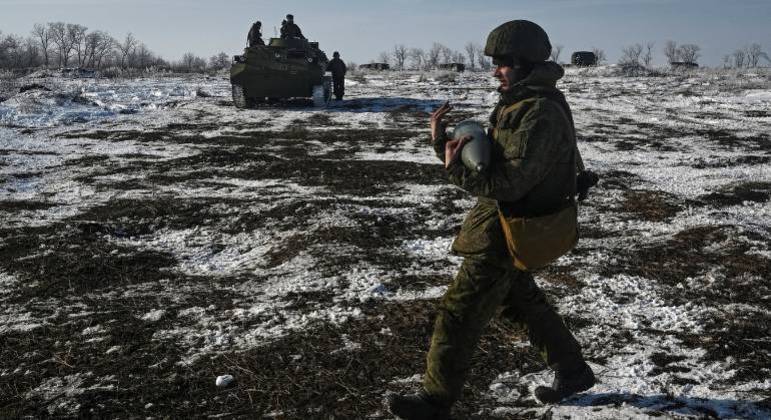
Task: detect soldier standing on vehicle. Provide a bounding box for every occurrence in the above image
[280,14,305,39]
[387,20,597,419]
[326,51,347,100]
[247,21,264,47]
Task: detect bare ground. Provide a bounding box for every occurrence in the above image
[1,72,770,418]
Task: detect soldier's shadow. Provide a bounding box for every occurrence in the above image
[250,97,479,116]
[323,97,445,114]
[561,392,768,418]
[326,97,443,114]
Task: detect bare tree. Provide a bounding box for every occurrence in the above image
[722,54,732,69]
[0,34,24,68]
[428,43,443,69]
[48,22,75,67]
[550,44,563,63]
[392,44,408,70]
[192,56,207,72]
[440,45,454,64]
[0,34,42,69]
[476,49,492,71]
[23,37,42,68]
[642,42,655,67]
[663,40,678,64]
[86,31,115,69]
[677,44,700,64]
[591,47,606,65]
[451,51,465,65]
[132,43,153,68]
[181,52,198,71]
[177,54,206,73]
[732,48,746,68]
[425,42,443,68]
[464,42,478,70]
[31,23,53,67]
[746,43,769,68]
[0,31,8,68]
[209,52,230,70]
[376,51,391,65]
[86,31,114,68]
[409,47,425,70]
[117,32,137,68]
[68,24,88,67]
[619,43,643,66]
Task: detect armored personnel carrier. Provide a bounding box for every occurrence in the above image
[231,37,331,108]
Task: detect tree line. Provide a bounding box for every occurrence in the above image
[0,22,231,73]
[370,42,494,71]
[372,40,768,70]
[618,40,768,68]
[2,24,768,73]
[370,42,609,70]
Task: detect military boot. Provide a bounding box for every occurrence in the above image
[534,362,595,404]
[386,391,451,420]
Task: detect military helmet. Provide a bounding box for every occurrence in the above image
[286,14,294,20]
[484,20,551,62]
[333,51,340,58]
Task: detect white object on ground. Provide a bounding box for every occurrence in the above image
[215,374,234,387]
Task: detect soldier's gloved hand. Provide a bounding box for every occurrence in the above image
[576,170,600,202]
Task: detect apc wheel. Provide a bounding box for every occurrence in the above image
[232,84,248,109]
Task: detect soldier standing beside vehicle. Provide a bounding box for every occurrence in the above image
[247,21,264,47]
[280,14,305,39]
[326,52,347,100]
[387,20,598,419]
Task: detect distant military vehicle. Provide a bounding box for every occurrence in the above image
[359,63,390,71]
[571,51,597,66]
[670,61,699,69]
[438,63,466,72]
[231,37,331,108]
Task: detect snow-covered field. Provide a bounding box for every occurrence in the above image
[1,67,769,418]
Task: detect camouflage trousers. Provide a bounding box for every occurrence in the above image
[423,253,584,403]
[332,77,345,98]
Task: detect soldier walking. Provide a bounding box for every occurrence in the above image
[387,20,597,419]
[326,52,347,100]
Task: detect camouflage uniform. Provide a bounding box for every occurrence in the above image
[423,61,585,404]
[326,55,347,100]
[281,21,305,39]
[247,22,264,47]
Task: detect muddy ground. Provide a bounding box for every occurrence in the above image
[1,69,770,418]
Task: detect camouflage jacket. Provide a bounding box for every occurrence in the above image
[247,24,264,46]
[281,22,305,39]
[433,62,578,256]
[327,58,347,78]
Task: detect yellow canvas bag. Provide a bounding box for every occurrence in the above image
[497,202,578,271]
[495,97,580,271]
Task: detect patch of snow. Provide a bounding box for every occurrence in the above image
[81,324,106,335]
[390,373,423,384]
[0,311,45,333]
[140,309,166,322]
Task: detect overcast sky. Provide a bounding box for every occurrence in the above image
[1,0,769,67]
